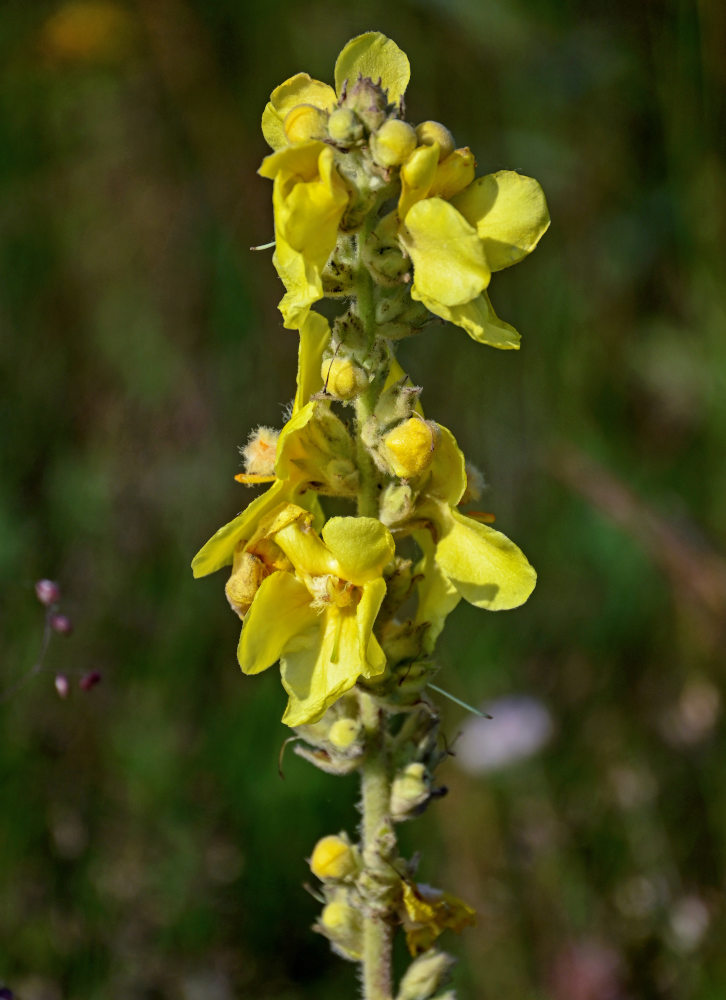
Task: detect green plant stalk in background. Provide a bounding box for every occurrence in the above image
[192,31,549,1000]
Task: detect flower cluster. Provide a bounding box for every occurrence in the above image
[194,30,548,996]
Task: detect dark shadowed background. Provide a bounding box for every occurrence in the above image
[1,1,725,997]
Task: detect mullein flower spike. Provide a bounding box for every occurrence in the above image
[194,30,548,999]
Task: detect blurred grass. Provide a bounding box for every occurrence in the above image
[1,0,725,997]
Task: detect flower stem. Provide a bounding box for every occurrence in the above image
[359,691,394,1000]
[355,227,395,1000]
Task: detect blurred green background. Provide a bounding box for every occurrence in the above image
[1,1,725,997]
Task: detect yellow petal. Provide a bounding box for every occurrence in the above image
[191,480,289,578]
[401,883,477,956]
[272,234,322,329]
[293,311,330,411]
[280,576,387,726]
[261,73,337,150]
[428,147,476,200]
[424,423,466,505]
[401,198,490,307]
[238,571,317,675]
[322,517,395,585]
[334,32,410,105]
[423,499,536,610]
[410,287,521,349]
[451,170,550,271]
[413,531,461,651]
[398,143,439,218]
[273,515,339,579]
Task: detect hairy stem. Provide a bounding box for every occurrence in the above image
[356,229,395,1000]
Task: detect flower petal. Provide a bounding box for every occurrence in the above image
[293,311,330,411]
[398,143,439,218]
[272,234,323,329]
[238,570,318,675]
[401,198,490,308]
[428,147,476,200]
[191,480,289,578]
[322,517,395,584]
[451,170,550,271]
[334,32,410,105]
[261,73,337,150]
[424,423,466,506]
[411,287,521,349]
[414,531,461,651]
[423,499,536,610]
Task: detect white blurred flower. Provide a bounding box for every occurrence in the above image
[456,694,553,774]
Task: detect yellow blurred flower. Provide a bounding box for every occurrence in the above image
[401,882,476,955]
[238,503,394,726]
[40,1,134,64]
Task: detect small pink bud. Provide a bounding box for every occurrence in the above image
[49,613,73,635]
[79,670,102,691]
[54,674,70,699]
[35,579,60,605]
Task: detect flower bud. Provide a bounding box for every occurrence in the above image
[317,891,363,961]
[341,76,389,131]
[54,674,70,699]
[328,107,364,145]
[382,418,437,479]
[310,834,358,880]
[391,762,431,821]
[398,949,456,1000]
[429,147,476,199]
[35,579,60,606]
[379,481,414,527]
[50,613,73,635]
[415,121,455,161]
[322,357,369,401]
[371,119,417,168]
[329,717,361,749]
[283,103,328,144]
[225,549,267,618]
[79,670,102,691]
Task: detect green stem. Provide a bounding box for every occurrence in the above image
[355,229,395,1000]
[359,692,394,1000]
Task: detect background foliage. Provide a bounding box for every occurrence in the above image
[1,1,725,997]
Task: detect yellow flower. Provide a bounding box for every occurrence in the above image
[401,882,476,955]
[191,312,360,579]
[238,504,395,726]
[261,32,410,151]
[259,143,349,329]
[259,33,411,327]
[399,168,550,348]
[412,423,536,647]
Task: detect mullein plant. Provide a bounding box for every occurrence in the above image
[193,32,548,1000]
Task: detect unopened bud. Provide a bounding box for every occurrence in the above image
[225,549,267,618]
[391,762,431,821]
[310,834,358,880]
[328,107,364,145]
[79,670,102,691]
[283,103,328,143]
[382,418,437,479]
[329,717,361,749]
[318,891,363,960]
[54,674,70,699]
[399,949,456,1000]
[35,579,60,605]
[415,121,455,161]
[322,357,369,401]
[50,613,73,635]
[241,426,279,477]
[371,119,417,168]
